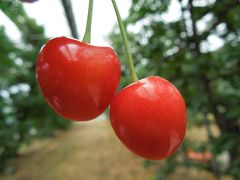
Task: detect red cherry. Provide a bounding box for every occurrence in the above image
[36,37,120,121]
[110,76,186,160]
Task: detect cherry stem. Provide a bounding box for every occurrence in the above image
[82,0,94,43]
[111,0,138,82]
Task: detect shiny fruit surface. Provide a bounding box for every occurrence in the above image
[110,76,186,160]
[36,37,120,121]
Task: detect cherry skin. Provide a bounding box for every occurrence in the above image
[36,37,120,121]
[110,76,186,160]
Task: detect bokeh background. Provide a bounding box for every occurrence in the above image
[0,0,239,180]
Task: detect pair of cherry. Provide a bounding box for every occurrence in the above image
[36,37,186,160]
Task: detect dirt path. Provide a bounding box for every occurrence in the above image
[1,120,155,180]
[0,119,233,180]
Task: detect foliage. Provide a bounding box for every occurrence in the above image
[110,0,240,179]
[0,0,70,170]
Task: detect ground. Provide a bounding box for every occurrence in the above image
[0,118,233,180]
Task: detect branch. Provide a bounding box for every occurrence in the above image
[61,0,79,39]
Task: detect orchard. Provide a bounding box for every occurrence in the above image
[0,0,239,180]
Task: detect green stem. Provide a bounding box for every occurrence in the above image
[82,0,94,43]
[111,0,138,82]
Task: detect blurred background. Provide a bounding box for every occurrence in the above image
[0,0,239,180]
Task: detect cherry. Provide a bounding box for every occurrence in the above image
[110,76,186,160]
[36,37,120,121]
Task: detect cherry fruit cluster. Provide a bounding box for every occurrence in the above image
[35,0,186,160]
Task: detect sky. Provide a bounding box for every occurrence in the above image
[0,0,223,51]
[1,0,131,46]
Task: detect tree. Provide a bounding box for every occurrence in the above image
[110,0,240,179]
[0,0,70,170]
